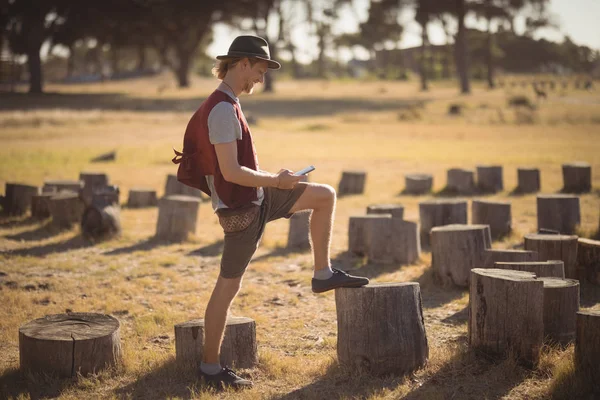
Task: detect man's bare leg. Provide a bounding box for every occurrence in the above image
[203,275,243,364]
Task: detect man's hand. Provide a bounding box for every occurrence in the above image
[276,169,302,189]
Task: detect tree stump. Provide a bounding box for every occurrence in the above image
[348,215,390,256]
[79,172,109,206]
[575,310,600,390]
[493,260,565,278]
[49,192,85,229]
[366,204,404,219]
[91,186,120,207]
[404,174,433,195]
[366,215,394,264]
[469,269,544,366]
[418,200,468,248]
[2,183,39,216]
[81,203,121,241]
[577,238,600,284]
[516,167,540,193]
[335,283,428,376]
[431,224,492,287]
[472,200,512,239]
[174,317,257,369]
[127,188,158,208]
[338,170,366,196]
[524,233,579,279]
[446,168,475,194]
[156,195,201,241]
[287,211,311,250]
[42,180,83,194]
[537,194,580,234]
[539,277,579,345]
[476,165,503,193]
[391,220,420,264]
[31,193,53,219]
[164,174,203,198]
[562,162,591,193]
[482,249,538,268]
[19,312,122,377]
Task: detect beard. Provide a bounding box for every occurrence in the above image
[242,80,255,94]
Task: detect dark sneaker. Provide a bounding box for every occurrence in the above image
[199,366,253,390]
[311,268,369,293]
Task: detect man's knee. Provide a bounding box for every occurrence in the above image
[316,184,336,208]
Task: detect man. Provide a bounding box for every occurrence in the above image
[174,35,369,390]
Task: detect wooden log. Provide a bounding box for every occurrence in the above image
[42,180,83,194]
[524,233,579,279]
[366,215,394,264]
[391,220,420,264]
[575,310,600,390]
[469,268,544,366]
[31,193,53,219]
[539,277,579,345]
[431,224,492,287]
[127,188,158,208]
[335,283,428,376]
[164,174,203,198]
[338,170,366,196]
[537,194,580,234]
[366,204,404,219]
[516,167,540,193]
[482,249,538,268]
[562,162,591,193]
[48,192,84,229]
[287,211,311,250]
[174,317,257,369]
[404,174,433,195]
[2,183,39,216]
[472,200,512,239]
[446,168,475,194]
[476,165,503,193]
[81,203,121,241]
[156,195,201,241]
[348,215,390,256]
[19,312,121,377]
[79,172,109,206]
[577,238,600,284]
[418,200,468,248]
[493,260,565,278]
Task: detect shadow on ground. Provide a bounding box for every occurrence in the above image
[0,367,77,400]
[4,220,60,242]
[187,240,224,257]
[103,236,169,255]
[251,245,310,263]
[0,215,42,229]
[0,92,418,118]
[0,234,91,258]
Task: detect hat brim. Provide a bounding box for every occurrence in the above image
[216,54,281,70]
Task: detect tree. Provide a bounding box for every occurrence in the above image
[454,0,471,93]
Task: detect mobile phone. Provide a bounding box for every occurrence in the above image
[294,165,316,176]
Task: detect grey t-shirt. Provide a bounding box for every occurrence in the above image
[206,85,264,211]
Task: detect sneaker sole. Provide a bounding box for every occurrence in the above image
[312,281,368,293]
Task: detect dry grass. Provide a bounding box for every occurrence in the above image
[1,74,599,399]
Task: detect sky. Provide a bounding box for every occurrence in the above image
[206,0,600,64]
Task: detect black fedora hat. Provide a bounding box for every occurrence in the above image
[217,35,281,70]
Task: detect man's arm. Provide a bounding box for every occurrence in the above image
[214,141,278,188]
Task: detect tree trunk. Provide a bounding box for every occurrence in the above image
[127,189,157,208]
[366,204,404,219]
[137,45,146,72]
[404,174,433,195]
[575,310,600,392]
[446,168,475,194]
[156,195,201,241]
[517,167,541,193]
[287,211,311,250]
[348,215,391,256]
[66,44,75,78]
[338,171,366,196]
[472,200,511,239]
[419,22,428,91]
[536,194,581,235]
[418,200,468,248]
[524,233,579,279]
[431,224,492,287]
[174,317,257,369]
[561,162,592,193]
[27,46,43,94]
[81,203,121,241]
[175,51,191,88]
[2,183,39,216]
[476,165,503,193]
[482,249,538,268]
[19,313,121,377]
[454,0,471,94]
[110,45,119,76]
[164,174,203,198]
[335,283,428,376]
[493,260,565,278]
[469,269,544,367]
[577,238,600,284]
[540,277,579,345]
[263,41,276,93]
[485,12,495,89]
[79,172,109,207]
[49,192,85,229]
[31,194,54,219]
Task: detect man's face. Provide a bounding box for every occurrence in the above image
[242,59,268,94]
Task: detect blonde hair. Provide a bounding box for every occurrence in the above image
[212,57,261,80]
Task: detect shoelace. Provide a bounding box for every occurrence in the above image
[332,268,350,276]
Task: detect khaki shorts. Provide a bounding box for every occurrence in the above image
[216,183,308,278]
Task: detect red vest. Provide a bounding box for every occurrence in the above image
[172,90,259,209]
